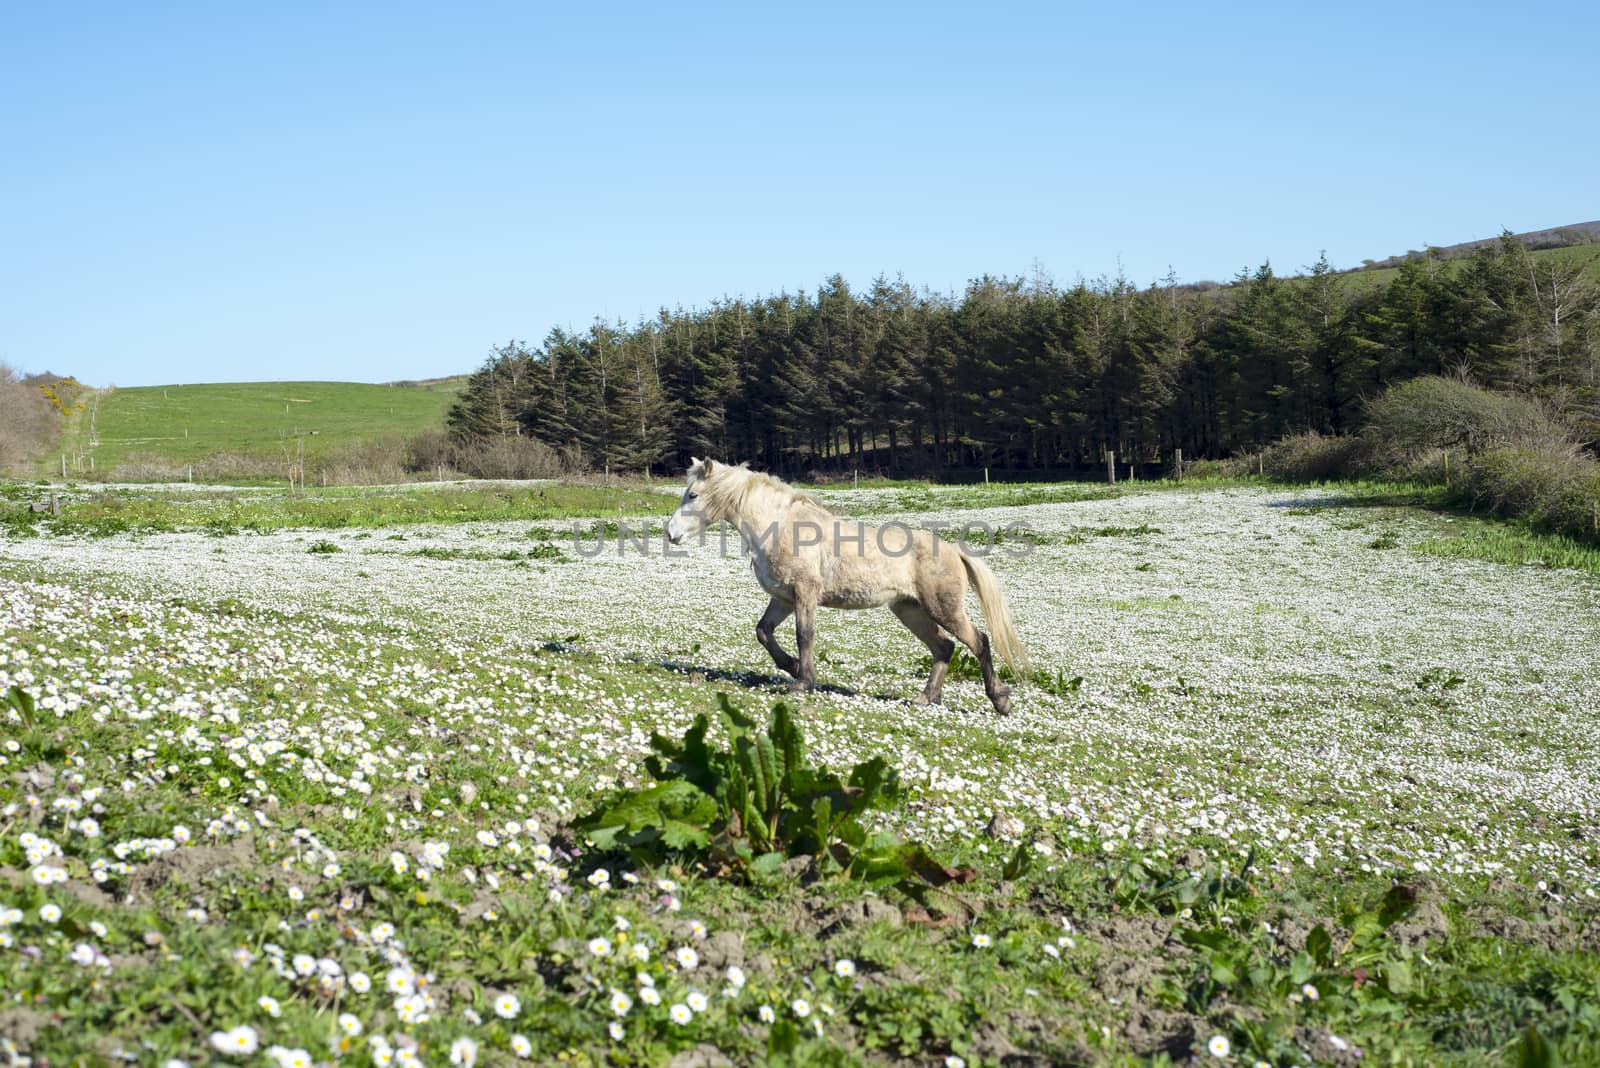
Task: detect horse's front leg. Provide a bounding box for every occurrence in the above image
[790,593,818,693]
[755,597,798,678]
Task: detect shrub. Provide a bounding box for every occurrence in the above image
[1458,444,1600,539]
[0,363,59,473]
[105,432,575,486]
[1258,432,1370,481]
[402,430,457,473]
[316,436,408,485]
[456,435,572,480]
[1182,455,1252,479]
[1363,375,1568,458]
[1357,377,1600,542]
[402,431,576,481]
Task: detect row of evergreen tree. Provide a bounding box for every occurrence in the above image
[446,234,1600,474]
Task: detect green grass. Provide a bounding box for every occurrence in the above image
[55,378,467,475]
[0,480,672,536]
[1416,526,1600,576]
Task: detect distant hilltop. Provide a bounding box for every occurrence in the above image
[1364,220,1600,270]
[385,374,471,389]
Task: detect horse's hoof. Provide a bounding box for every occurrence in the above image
[910,694,931,707]
[991,694,1012,715]
[787,680,813,694]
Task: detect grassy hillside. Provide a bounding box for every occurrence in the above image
[1366,219,1600,267]
[1331,239,1600,292]
[54,378,465,478]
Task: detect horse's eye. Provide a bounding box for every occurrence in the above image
[687,491,698,500]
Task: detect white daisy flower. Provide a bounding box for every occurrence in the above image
[209,1026,260,1055]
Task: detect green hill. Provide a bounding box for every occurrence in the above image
[1330,240,1600,293]
[1364,219,1600,268]
[56,378,466,479]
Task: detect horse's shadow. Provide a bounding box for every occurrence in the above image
[538,640,968,709]
[635,655,927,706]
[645,656,858,697]
[1267,490,1434,511]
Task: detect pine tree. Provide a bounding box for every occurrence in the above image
[1302,253,1368,434]
[448,341,537,439]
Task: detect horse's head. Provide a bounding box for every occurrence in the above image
[665,457,722,544]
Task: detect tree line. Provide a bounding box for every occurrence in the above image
[447,234,1600,475]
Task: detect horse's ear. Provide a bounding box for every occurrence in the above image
[688,456,703,474]
[703,459,717,474]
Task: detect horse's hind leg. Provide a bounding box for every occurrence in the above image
[932,606,1011,715]
[891,600,954,706]
[755,597,798,678]
[790,594,818,692]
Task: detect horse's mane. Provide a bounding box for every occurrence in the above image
[696,462,826,520]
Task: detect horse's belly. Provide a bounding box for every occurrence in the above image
[822,548,913,609]
[821,588,897,610]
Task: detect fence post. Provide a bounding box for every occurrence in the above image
[61,454,66,479]
[1175,448,1183,480]
[1107,450,1116,485]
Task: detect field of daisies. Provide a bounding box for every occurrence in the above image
[2,478,1598,1067]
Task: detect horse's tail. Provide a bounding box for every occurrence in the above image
[959,551,1031,676]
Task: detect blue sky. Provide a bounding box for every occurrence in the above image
[3,2,1596,387]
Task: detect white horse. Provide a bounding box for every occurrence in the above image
[664,459,1029,713]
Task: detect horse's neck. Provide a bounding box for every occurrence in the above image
[728,481,803,551]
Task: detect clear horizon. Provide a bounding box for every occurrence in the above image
[3,1,1597,389]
